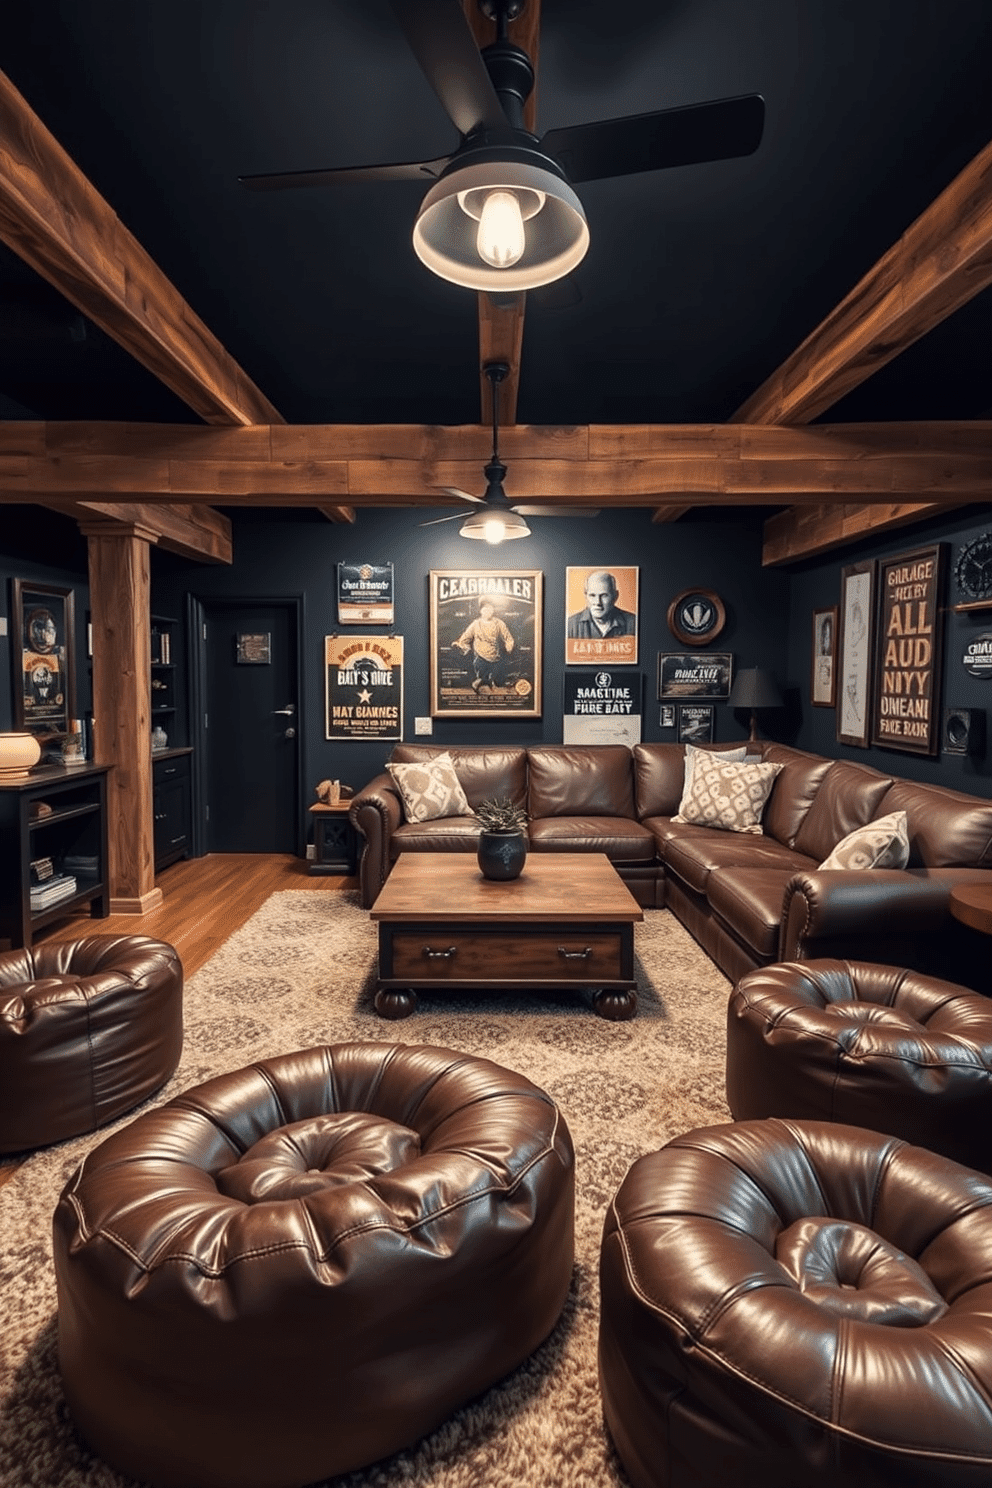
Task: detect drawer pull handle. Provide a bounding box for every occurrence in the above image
[558,945,593,960]
[422,945,457,960]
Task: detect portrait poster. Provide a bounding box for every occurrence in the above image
[13,579,75,736]
[657,652,733,699]
[324,634,403,740]
[337,562,394,625]
[678,704,715,744]
[565,566,638,665]
[837,561,875,748]
[811,606,838,707]
[870,544,946,756]
[430,570,542,718]
[562,668,642,747]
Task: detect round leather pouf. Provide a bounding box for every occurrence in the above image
[0,934,183,1153]
[54,1042,575,1488]
[599,1118,992,1488]
[726,959,992,1169]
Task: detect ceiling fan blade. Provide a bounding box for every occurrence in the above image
[418,512,465,527]
[541,94,765,185]
[439,486,485,504]
[512,506,602,517]
[240,154,452,191]
[388,0,508,138]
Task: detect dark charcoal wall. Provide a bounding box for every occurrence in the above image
[150,507,789,804]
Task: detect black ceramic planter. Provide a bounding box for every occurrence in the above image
[477,830,527,881]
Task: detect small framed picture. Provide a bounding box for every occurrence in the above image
[837,561,875,748]
[678,703,714,743]
[659,703,676,728]
[12,578,75,737]
[811,606,837,707]
[658,652,733,700]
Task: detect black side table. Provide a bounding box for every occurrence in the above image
[309,803,357,875]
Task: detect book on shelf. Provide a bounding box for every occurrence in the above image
[30,873,77,910]
[30,856,55,883]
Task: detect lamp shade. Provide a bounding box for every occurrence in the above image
[728,667,783,710]
[459,507,531,543]
[413,157,589,292]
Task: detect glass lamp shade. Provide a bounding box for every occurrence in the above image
[413,158,589,291]
[459,506,531,543]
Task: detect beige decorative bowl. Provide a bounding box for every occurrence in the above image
[0,732,42,781]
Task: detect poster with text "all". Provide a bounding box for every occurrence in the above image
[325,634,403,740]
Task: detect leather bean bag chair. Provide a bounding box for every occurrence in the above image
[599,1118,992,1487]
[726,959,992,1169]
[54,1042,575,1488]
[0,934,183,1152]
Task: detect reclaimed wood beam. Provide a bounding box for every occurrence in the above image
[762,500,973,565]
[38,499,233,563]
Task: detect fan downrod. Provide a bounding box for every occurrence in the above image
[479,1,527,23]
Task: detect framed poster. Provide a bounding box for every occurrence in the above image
[658,652,733,699]
[12,579,75,737]
[678,704,714,743]
[325,634,403,740]
[562,668,642,746]
[430,570,542,718]
[837,561,874,747]
[870,544,946,756]
[337,562,394,625]
[565,566,638,665]
[811,606,838,707]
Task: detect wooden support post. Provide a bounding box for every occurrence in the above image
[81,521,163,915]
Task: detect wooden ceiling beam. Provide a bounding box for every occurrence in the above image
[761,500,973,566]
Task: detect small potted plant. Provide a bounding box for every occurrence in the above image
[475,797,529,881]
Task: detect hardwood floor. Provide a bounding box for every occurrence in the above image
[0,855,356,1189]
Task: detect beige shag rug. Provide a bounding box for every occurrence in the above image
[0,890,732,1488]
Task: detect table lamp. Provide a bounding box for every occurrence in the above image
[729,667,783,741]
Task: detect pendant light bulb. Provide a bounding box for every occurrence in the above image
[477,190,525,269]
[483,514,508,545]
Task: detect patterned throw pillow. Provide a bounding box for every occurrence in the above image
[387,753,473,823]
[678,744,748,816]
[674,758,784,835]
[818,811,910,870]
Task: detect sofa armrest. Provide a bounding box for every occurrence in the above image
[781,868,992,970]
[349,774,403,908]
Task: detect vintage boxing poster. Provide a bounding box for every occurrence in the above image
[430,570,542,718]
[325,634,403,740]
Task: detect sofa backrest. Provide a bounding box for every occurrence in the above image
[878,779,992,868]
[792,760,894,862]
[389,745,528,812]
[632,742,757,819]
[527,745,635,819]
[759,744,835,850]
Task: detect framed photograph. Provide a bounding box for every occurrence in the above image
[678,704,714,743]
[565,566,638,665]
[870,544,946,756]
[325,634,403,740]
[658,652,733,699]
[837,561,875,747]
[12,579,75,737]
[430,570,542,718]
[660,704,676,728]
[811,606,838,707]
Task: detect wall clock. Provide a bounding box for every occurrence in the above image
[667,589,726,647]
[954,532,992,600]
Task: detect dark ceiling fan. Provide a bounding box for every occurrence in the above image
[240,0,765,292]
[420,361,598,540]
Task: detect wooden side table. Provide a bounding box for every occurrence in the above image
[308,802,357,875]
[949,883,992,936]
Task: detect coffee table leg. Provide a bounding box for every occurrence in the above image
[374,987,418,1019]
[592,988,637,1021]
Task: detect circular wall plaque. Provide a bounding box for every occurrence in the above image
[667,589,726,647]
[962,632,992,679]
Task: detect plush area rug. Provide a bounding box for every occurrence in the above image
[0,890,732,1488]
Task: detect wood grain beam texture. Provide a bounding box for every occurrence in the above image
[739,136,992,563]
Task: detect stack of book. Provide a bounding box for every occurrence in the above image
[30,873,77,912]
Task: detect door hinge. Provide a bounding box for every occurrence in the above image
[202,622,207,640]
[204,712,208,729]
[205,804,210,820]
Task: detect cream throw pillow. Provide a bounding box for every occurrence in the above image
[678,744,748,816]
[387,753,473,822]
[674,757,784,834]
[818,811,910,870]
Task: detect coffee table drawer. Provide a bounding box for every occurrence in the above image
[391,932,623,981]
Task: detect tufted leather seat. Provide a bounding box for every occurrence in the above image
[0,934,183,1153]
[726,959,992,1169]
[599,1118,992,1488]
[54,1042,575,1488]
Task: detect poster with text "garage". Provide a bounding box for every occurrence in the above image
[325,634,403,740]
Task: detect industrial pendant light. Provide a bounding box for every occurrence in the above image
[460,363,530,542]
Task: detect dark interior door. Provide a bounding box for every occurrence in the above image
[203,602,299,852]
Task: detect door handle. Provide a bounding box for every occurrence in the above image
[273,705,296,716]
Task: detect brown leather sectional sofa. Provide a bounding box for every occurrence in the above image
[350,742,992,984]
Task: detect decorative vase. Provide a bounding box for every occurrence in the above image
[477,829,527,882]
[0,731,42,781]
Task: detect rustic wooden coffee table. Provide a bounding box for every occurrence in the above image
[370,852,643,1021]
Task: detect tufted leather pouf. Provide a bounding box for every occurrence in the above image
[0,934,183,1153]
[54,1042,575,1488]
[599,1118,992,1488]
[726,959,992,1170]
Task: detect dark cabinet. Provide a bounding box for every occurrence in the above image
[153,749,192,870]
[0,763,111,950]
